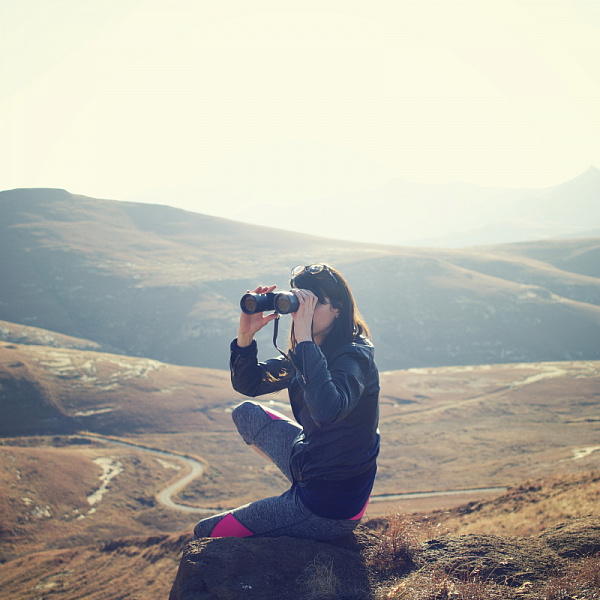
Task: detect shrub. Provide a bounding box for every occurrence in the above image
[298,554,340,600]
[366,513,422,575]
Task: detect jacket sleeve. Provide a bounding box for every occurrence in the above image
[290,341,368,425]
[230,339,294,397]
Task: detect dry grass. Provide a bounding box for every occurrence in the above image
[378,552,600,600]
[0,532,189,600]
[382,567,503,600]
[298,555,341,600]
[366,513,427,576]
[0,441,192,562]
[437,471,600,538]
[367,472,600,600]
[541,554,600,600]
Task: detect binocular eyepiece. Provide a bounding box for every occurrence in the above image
[240,291,300,315]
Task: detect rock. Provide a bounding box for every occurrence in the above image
[169,516,600,599]
[169,529,376,600]
[538,515,600,558]
[418,533,561,586]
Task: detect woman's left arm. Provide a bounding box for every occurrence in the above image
[291,342,367,425]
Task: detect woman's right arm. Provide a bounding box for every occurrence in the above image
[230,340,293,396]
[231,285,292,396]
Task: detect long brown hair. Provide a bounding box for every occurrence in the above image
[288,264,370,352]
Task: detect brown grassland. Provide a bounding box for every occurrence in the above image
[0,339,599,597]
[1,190,599,597]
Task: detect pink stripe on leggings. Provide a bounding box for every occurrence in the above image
[210,513,254,538]
[263,406,288,421]
[350,497,370,520]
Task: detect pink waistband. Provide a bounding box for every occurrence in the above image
[350,497,370,520]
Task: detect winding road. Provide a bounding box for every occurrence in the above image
[81,433,509,514]
[79,362,600,514]
[81,434,216,514]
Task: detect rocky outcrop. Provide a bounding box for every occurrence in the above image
[169,530,378,600]
[169,516,600,600]
[539,514,600,557]
[417,533,561,586]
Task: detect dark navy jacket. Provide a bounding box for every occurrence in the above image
[230,336,380,516]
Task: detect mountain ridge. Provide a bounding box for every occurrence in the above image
[2,185,599,600]
[350,166,600,247]
[2,187,600,370]
[135,166,600,247]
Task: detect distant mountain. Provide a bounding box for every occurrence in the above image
[327,166,600,247]
[1,188,600,370]
[410,218,596,248]
[134,166,600,247]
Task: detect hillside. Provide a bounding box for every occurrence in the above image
[1,336,599,598]
[2,186,599,599]
[0,341,233,436]
[2,337,599,504]
[1,467,598,600]
[0,320,107,352]
[2,188,600,370]
[0,440,195,563]
[432,470,600,538]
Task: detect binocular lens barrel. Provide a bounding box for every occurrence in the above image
[241,294,260,314]
[240,291,299,314]
[240,292,275,314]
[273,293,298,314]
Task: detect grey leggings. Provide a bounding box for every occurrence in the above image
[193,401,362,541]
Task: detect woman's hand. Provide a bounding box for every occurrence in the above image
[291,289,318,344]
[237,285,279,348]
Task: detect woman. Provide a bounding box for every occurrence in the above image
[193,264,380,541]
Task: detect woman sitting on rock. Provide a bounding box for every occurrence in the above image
[193,264,380,541]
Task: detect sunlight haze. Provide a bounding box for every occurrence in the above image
[1,0,599,240]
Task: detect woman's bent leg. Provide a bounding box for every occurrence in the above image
[193,487,360,542]
[232,401,301,483]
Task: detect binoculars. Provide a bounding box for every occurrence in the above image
[240,291,299,315]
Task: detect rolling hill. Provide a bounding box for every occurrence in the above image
[2,186,600,600]
[0,340,233,436]
[1,187,600,371]
[2,336,599,504]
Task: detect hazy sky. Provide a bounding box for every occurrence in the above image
[2,0,599,224]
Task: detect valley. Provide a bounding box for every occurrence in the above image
[1,337,599,563]
[1,353,599,598]
[1,189,599,598]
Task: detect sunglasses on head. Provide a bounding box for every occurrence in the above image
[291,264,338,283]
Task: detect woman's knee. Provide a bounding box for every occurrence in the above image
[232,401,264,444]
[231,400,258,424]
[193,518,213,539]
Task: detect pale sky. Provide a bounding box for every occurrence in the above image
[1,0,599,226]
